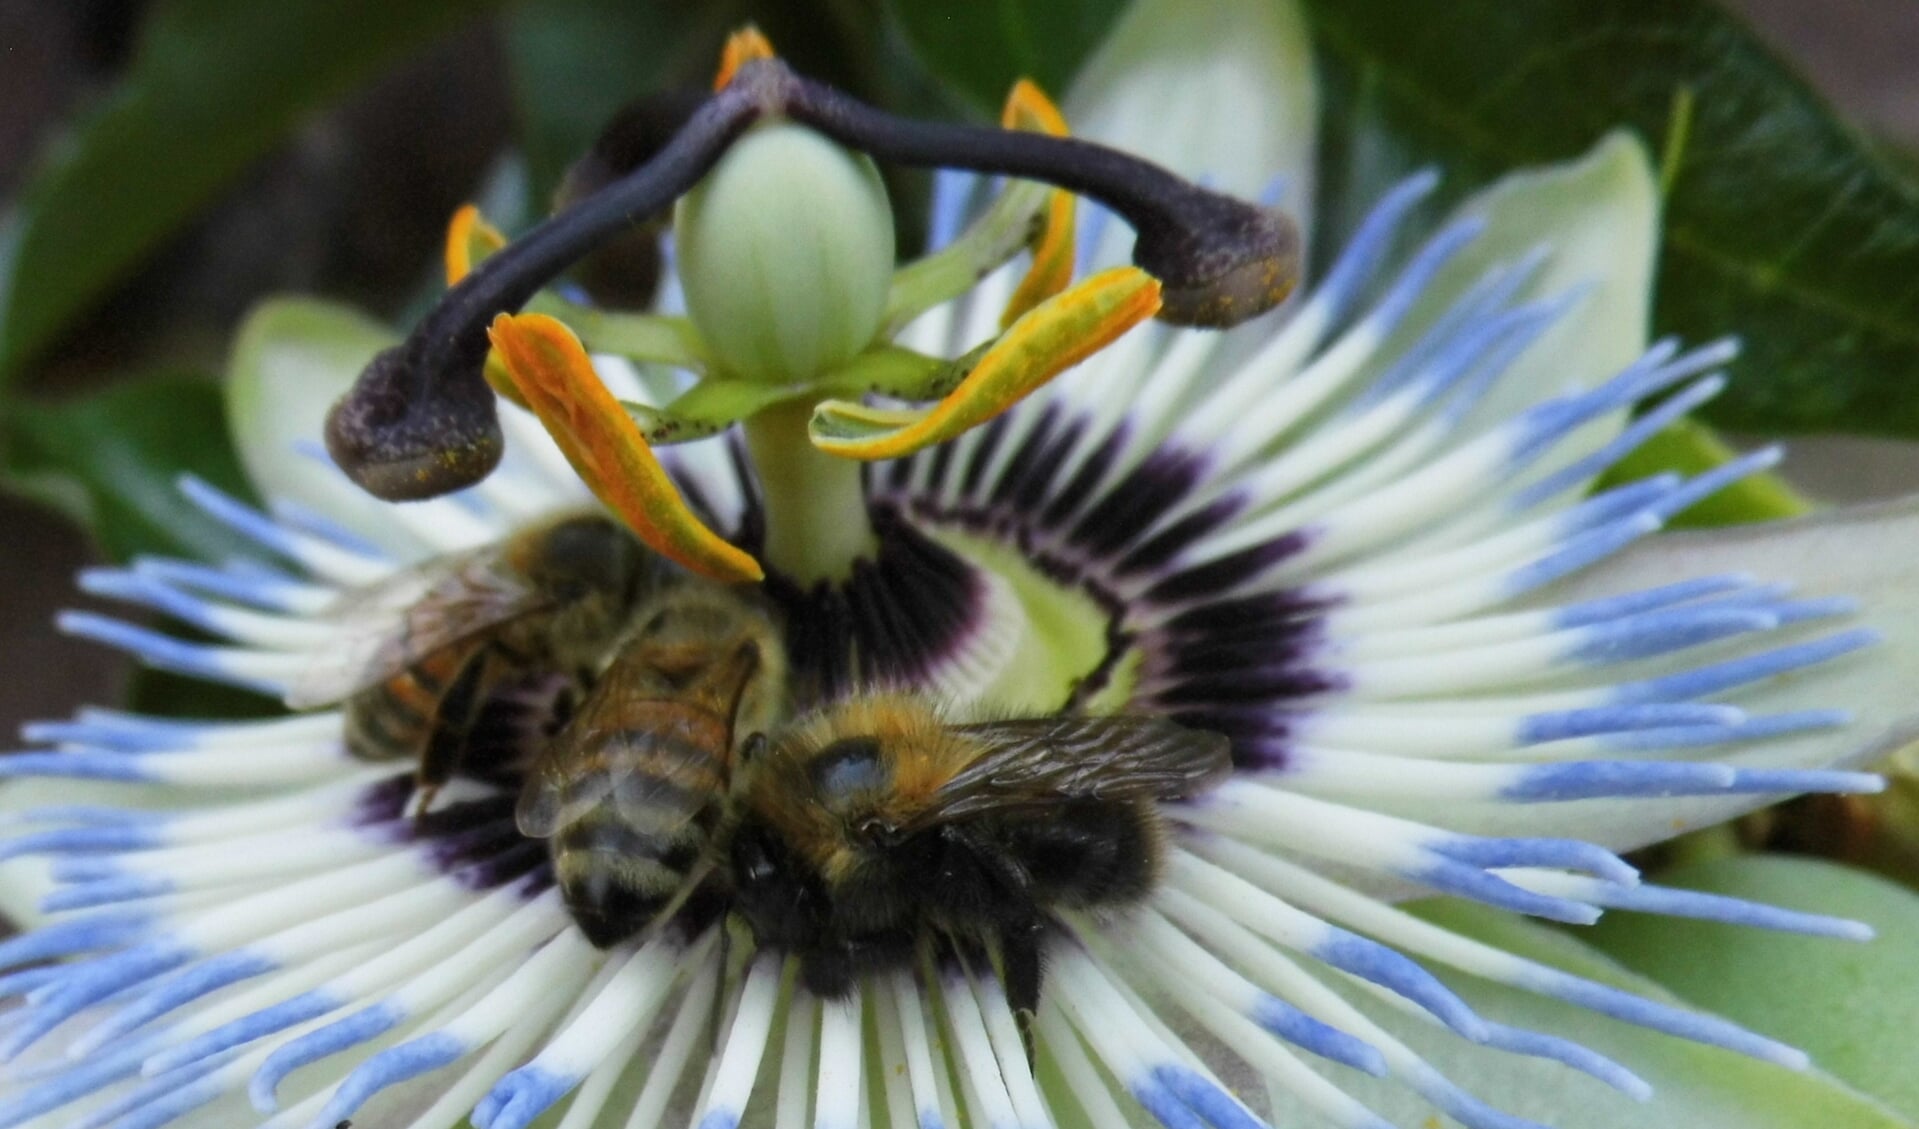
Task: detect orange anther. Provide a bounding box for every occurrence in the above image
[812,267,1161,460]
[444,204,507,286]
[487,313,763,582]
[715,26,777,90]
[997,81,1076,326]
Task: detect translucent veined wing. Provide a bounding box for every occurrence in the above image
[903,715,1232,829]
[284,543,555,709]
[515,675,731,841]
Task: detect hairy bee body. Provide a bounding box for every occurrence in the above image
[343,616,586,787]
[344,640,476,760]
[725,694,1231,1040]
[316,514,655,799]
[325,523,1229,1010]
[542,699,734,946]
[519,585,784,947]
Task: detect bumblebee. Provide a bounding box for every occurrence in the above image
[723,694,1231,1040]
[517,583,785,947]
[289,513,656,805]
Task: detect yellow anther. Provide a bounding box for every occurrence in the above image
[444,204,507,286]
[997,80,1077,327]
[714,26,777,90]
[487,313,764,583]
[1000,78,1069,135]
[810,267,1161,460]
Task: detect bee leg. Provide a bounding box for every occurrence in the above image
[415,649,495,817]
[997,916,1047,1068]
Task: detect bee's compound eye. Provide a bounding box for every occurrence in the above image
[808,737,888,811]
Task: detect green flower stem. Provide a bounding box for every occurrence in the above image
[881,180,1048,335]
[743,399,876,582]
[527,295,712,372]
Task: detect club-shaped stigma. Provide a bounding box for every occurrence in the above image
[325,56,1301,502]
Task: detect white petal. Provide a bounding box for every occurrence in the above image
[1380,132,1660,475]
[226,299,591,562]
[1066,0,1317,213]
[0,776,220,932]
[1373,496,1919,852]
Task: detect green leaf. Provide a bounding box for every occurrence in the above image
[1597,417,1812,527]
[0,0,492,382]
[505,0,902,207]
[1257,899,1914,1129]
[0,374,263,563]
[1586,855,1919,1121]
[888,0,1127,115]
[1304,0,1919,439]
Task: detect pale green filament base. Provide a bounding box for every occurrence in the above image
[744,400,878,583]
[923,526,1134,716]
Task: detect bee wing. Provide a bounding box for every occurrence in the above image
[284,547,553,709]
[907,716,1232,828]
[515,681,727,841]
[515,757,610,839]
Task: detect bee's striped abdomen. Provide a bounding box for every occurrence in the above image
[343,645,470,761]
[548,702,733,948]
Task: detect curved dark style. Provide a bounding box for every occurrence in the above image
[325,58,1301,502]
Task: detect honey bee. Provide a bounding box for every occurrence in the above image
[723,694,1231,1043]
[516,583,785,947]
[289,513,658,805]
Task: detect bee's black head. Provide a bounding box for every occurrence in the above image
[727,823,828,949]
[531,516,651,606]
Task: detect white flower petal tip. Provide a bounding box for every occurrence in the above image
[5,76,1908,1129]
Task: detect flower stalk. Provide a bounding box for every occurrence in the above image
[743,398,877,581]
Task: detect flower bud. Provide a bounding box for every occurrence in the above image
[675,124,895,383]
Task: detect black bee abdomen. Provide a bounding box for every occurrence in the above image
[563,879,664,949]
[552,819,706,948]
[1008,800,1158,906]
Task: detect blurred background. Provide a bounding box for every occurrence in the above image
[1,0,1916,736]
